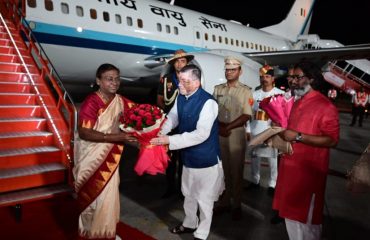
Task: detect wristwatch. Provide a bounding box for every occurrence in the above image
[295,132,303,142]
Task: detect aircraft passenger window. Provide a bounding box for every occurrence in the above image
[212,35,216,42]
[115,14,122,24]
[27,0,36,8]
[157,23,162,32]
[251,43,254,49]
[166,25,171,33]
[90,9,97,20]
[103,12,110,22]
[219,36,222,43]
[61,3,69,14]
[137,19,143,28]
[76,6,84,17]
[245,42,249,48]
[225,37,228,45]
[204,33,208,41]
[241,41,244,48]
[45,0,53,11]
[255,43,258,50]
[230,39,234,46]
[196,31,200,39]
[174,26,179,35]
[236,40,239,47]
[127,17,133,26]
[259,45,262,51]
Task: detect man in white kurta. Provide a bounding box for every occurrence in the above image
[151,64,224,240]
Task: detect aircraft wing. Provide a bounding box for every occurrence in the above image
[244,44,370,66]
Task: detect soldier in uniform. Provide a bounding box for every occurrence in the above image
[246,65,284,194]
[213,56,253,221]
[156,49,194,198]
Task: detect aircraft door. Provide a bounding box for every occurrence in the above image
[193,26,203,50]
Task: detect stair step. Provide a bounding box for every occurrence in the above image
[0,117,47,133]
[0,71,39,83]
[0,81,33,93]
[0,162,67,193]
[0,62,38,74]
[0,92,37,104]
[0,45,28,55]
[0,53,33,64]
[0,183,73,207]
[0,131,54,150]
[0,146,61,169]
[0,38,24,48]
[0,104,42,117]
[0,32,23,41]
[0,25,17,32]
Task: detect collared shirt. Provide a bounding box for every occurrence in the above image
[213,81,252,123]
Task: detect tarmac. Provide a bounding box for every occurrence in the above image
[117,111,370,240]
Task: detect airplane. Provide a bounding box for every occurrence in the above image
[3,0,370,97]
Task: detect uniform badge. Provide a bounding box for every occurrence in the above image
[166,82,173,92]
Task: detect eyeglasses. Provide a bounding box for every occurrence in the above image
[287,75,306,80]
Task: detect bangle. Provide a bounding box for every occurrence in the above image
[103,133,107,142]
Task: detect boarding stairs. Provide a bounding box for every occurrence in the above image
[0,5,76,212]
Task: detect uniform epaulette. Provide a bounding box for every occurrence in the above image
[239,82,252,90]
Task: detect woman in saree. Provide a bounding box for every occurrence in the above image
[73,63,137,239]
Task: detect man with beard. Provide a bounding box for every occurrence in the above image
[273,61,340,240]
[246,64,284,195]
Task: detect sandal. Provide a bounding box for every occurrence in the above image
[170,224,196,234]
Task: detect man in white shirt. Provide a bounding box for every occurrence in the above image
[151,64,224,240]
[246,65,284,194]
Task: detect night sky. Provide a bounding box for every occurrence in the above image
[159,0,370,45]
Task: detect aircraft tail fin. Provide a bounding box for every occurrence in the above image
[260,0,316,42]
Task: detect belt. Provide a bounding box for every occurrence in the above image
[255,111,269,121]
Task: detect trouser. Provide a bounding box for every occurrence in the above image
[218,127,246,208]
[285,194,322,240]
[183,195,214,240]
[251,155,278,188]
[351,106,365,126]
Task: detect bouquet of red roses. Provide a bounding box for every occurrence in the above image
[248,94,294,154]
[259,94,294,128]
[120,104,170,176]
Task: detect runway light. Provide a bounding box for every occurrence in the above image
[76,27,83,32]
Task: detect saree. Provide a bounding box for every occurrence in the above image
[73,93,131,239]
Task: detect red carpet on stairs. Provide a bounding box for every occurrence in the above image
[0,195,156,240]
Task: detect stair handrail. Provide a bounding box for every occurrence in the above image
[0,2,77,170]
[328,62,370,89]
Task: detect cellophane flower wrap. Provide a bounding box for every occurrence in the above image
[120,104,169,176]
[259,94,294,128]
[249,94,295,154]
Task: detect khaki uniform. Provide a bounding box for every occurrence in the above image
[213,81,252,208]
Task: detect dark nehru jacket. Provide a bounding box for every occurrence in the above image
[177,88,219,168]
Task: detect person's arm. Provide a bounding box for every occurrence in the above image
[156,76,165,109]
[160,98,179,135]
[168,99,218,150]
[78,127,136,143]
[150,99,218,149]
[280,129,337,148]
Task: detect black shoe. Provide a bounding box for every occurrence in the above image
[170,224,196,234]
[268,187,275,197]
[245,183,260,190]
